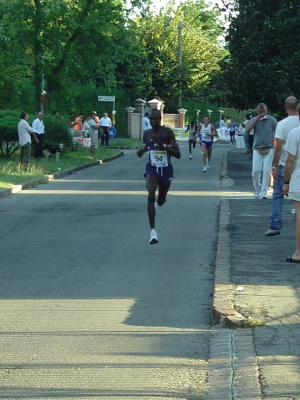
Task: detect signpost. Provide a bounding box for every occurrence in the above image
[98,95,115,103]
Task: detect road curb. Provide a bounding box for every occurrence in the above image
[212,198,245,327]
[0,151,124,199]
[206,149,262,399]
[221,150,234,188]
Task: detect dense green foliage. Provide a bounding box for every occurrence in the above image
[42,116,72,149]
[0,110,21,158]
[5,0,298,119]
[223,0,300,111]
[0,0,227,117]
[135,0,227,111]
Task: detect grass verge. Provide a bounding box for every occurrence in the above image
[0,139,143,189]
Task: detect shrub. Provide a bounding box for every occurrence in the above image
[43,115,72,149]
[0,109,21,158]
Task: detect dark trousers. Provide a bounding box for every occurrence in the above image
[34,133,44,159]
[101,126,109,145]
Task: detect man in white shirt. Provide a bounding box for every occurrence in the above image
[100,112,112,146]
[282,103,300,262]
[265,96,300,236]
[18,111,39,168]
[32,112,45,159]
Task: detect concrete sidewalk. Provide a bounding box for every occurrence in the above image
[207,148,300,399]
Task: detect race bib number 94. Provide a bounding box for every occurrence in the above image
[150,150,168,167]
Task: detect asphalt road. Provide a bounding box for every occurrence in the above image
[0,143,227,399]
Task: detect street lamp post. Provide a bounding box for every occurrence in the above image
[196,110,201,124]
[178,22,183,108]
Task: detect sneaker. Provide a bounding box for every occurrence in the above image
[254,192,259,199]
[261,191,267,199]
[149,229,158,244]
[265,229,280,236]
[203,166,207,172]
[189,154,192,159]
[207,159,210,167]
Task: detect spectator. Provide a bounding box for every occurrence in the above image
[18,112,39,168]
[100,112,112,146]
[245,103,277,199]
[89,112,99,156]
[73,112,84,133]
[32,112,44,160]
[220,116,226,129]
[142,112,151,143]
[82,117,91,137]
[92,111,100,124]
[265,96,299,236]
[282,103,300,262]
[243,114,253,158]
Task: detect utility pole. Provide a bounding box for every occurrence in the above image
[178,22,182,108]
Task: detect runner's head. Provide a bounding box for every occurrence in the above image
[149,109,162,128]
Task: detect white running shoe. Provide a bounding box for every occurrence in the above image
[254,192,259,199]
[203,166,207,172]
[189,154,192,159]
[149,229,158,244]
[261,191,267,199]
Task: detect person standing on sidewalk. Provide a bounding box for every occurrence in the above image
[245,103,277,199]
[89,112,99,156]
[100,112,112,146]
[18,112,39,168]
[199,116,218,172]
[243,114,253,159]
[32,112,44,160]
[265,96,299,236]
[137,109,181,244]
[282,103,300,262]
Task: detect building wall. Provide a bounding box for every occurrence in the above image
[131,113,142,139]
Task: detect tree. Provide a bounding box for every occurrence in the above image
[0,0,150,114]
[134,0,227,111]
[224,0,300,111]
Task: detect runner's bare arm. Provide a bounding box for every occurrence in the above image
[211,124,218,137]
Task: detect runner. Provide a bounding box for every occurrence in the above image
[229,118,237,147]
[137,109,181,244]
[185,120,198,159]
[198,116,218,172]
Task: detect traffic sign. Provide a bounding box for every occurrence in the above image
[98,95,115,102]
